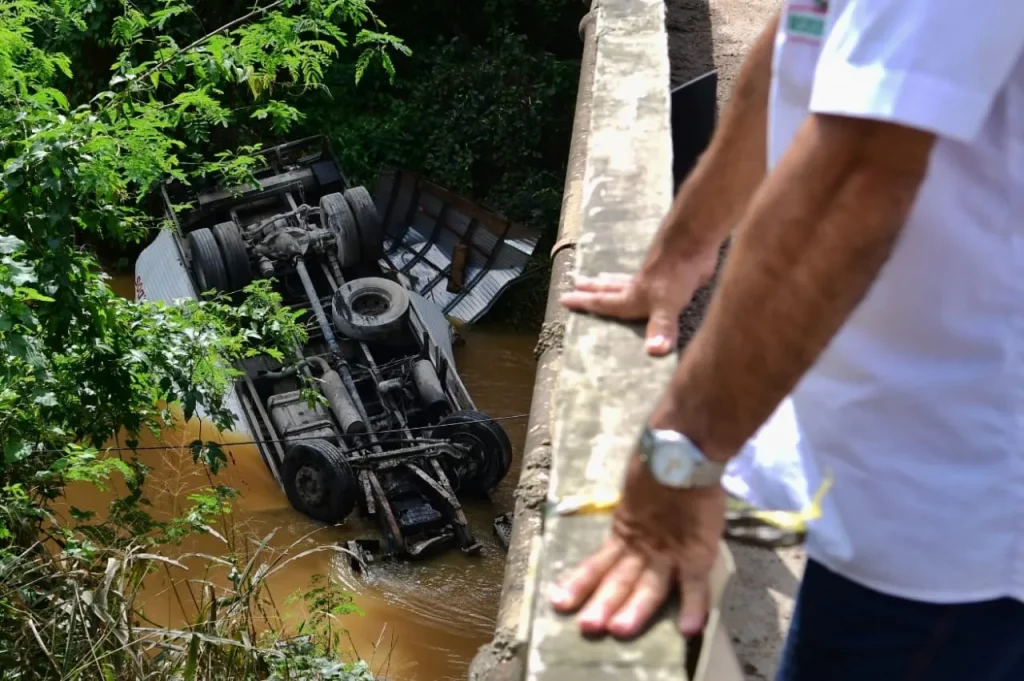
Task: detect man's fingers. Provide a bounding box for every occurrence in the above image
[559,289,639,319]
[644,307,680,356]
[576,552,646,634]
[607,560,672,638]
[678,568,710,637]
[573,272,633,292]
[551,538,625,613]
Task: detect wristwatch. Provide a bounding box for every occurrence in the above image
[637,425,726,489]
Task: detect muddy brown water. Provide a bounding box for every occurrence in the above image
[68,276,538,680]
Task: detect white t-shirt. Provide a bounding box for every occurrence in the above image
[723,0,1024,603]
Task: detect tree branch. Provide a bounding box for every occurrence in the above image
[109,0,288,106]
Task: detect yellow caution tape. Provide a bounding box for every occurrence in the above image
[553,489,623,516]
[726,473,833,534]
[554,474,834,548]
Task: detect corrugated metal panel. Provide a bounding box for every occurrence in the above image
[374,168,540,324]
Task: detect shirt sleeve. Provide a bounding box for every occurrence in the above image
[809,2,1024,143]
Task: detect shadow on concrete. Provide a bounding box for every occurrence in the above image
[665,0,716,87]
[664,0,720,350]
[722,545,804,680]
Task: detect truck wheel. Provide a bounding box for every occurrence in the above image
[320,192,361,268]
[186,228,229,295]
[212,221,252,291]
[344,186,385,263]
[331,277,410,342]
[282,440,357,523]
[432,410,513,494]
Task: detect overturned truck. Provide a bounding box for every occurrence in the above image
[134,136,538,561]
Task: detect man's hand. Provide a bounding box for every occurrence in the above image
[561,13,779,356]
[551,454,725,638]
[561,245,719,355]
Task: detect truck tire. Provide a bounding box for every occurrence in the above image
[212,221,252,291]
[282,439,357,523]
[432,410,513,494]
[186,228,229,295]
[320,192,361,268]
[331,277,410,342]
[344,186,385,262]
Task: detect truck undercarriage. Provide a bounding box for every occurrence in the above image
[150,137,521,562]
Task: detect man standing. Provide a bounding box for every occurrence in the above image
[550,1,1024,678]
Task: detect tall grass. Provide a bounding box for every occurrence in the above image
[1,432,392,681]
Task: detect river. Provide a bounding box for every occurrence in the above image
[72,276,538,681]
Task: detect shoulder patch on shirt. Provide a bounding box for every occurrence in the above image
[785,2,828,44]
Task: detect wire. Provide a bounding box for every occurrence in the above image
[28,412,532,455]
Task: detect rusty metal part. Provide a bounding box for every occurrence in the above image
[431,459,479,552]
[367,470,405,556]
[295,258,341,356]
[359,470,375,515]
[549,237,577,260]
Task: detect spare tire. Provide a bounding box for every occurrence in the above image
[432,410,513,494]
[320,192,361,268]
[186,228,229,295]
[344,186,385,263]
[331,277,410,342]
[212,221,252,291]
[282,439,358,523]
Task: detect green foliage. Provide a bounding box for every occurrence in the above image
[315,28,577,232]
[0,525,372,680]
[0,1,401,677]
[299,1,585,328]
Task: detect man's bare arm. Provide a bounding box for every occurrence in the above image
[650,114,936,460]
[648,13,777,260]
[565,15,779,352]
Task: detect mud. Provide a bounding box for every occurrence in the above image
[533,321,564,360]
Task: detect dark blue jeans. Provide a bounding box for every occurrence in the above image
[776,560,1024,681]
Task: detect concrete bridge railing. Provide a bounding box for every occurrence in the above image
[471,1,746,679]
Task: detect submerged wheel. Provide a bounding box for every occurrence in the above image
[320,192,361,268]
[432,410,513,494]
[282,439,358,523]
[212,221,252,291]
[186,228,229,295]
[331,276,410,342]
[344,186,385,263]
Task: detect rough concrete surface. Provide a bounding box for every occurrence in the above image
[664,2,803,680]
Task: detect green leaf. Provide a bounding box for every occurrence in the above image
[354,51,372,84]
[33,392,58,407]
[4,441,31,464]
[16,287,54,303]
[0,235,24,254]
[183,633,200,681]
[8,261,36,286]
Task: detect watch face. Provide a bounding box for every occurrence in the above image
[650,444,695,488]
